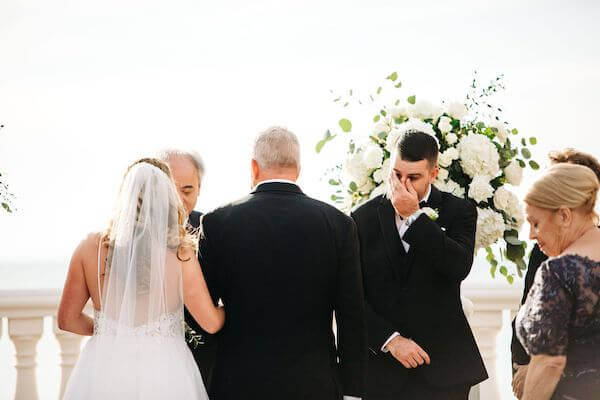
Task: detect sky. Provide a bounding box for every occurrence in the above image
[1,0,599,279]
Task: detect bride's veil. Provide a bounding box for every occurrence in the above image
[100,161,184,335]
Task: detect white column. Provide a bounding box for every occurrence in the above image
[8,317,44,400]
[469,308,504,400]
[53,317,83,399]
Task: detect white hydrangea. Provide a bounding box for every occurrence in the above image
[488,120,508,144]
[386,129,402,153]
[493,187,524,229]
[372,121,391,135]
[389,107,408,119]
[457,134,501,178]
[504,160,524,186]
[475,207,506,249]
[362,143,384,169]
[438,147,459,168]
[408,100,444,121]
[468,175,494,203]
[444,101,468,120]
[438,116,453,133]
[372,158,391,184]
[445,132,458,145]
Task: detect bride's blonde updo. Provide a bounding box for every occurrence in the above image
[525,163,599,222]
[102,157,198,261]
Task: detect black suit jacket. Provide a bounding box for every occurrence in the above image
[351,187,487,397]
[184,210,219,391]
[200,182,367,400]
[510,244,548,366]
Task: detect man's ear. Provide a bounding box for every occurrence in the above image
[430,164,439,183]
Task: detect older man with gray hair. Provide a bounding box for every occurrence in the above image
[198,126,367,400]
[158,148,217,392]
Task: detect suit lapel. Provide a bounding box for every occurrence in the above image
[377,197,406,280]
[402,186,445,280]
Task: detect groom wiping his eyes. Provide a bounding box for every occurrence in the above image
[351,130,487,400]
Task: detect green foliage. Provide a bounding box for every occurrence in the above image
[339,119,352,133]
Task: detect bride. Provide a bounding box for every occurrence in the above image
[57,158,224,399]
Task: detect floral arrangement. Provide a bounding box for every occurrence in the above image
[0,123,14,213]
[316,73,538,283]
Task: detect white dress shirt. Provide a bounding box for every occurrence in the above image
[255,178,361,400]
[382,185,431,352]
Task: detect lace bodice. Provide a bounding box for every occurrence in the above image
[93,309,184,338]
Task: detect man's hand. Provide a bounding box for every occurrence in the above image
[512,364,528,399]
[385,335,431,369]
[389,174,419,219]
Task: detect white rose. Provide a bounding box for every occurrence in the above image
[435,179,465,198]
[445,101,468,120]
[438,116,453,133]
[445,133,458,145]
[493,187,524,229]
[468,175,494,203]
[408,100,443,121]
[445,147,459,160]
[386,129,402,153]
[504,160,523,186]
[458,134,501,178]
[475,207,506,249]
[437,168,449,181]
[362,143,384,169]
[438,152,453,168]
[389,107,408,119]
[372,121,391,136]
[357,178,375,193]
[421,207,439,221]
[489,120,508,144]
[438,147,459,168]
[345,152,369,186]
[373,158,390,184]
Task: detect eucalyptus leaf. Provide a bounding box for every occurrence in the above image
[529,160,540,170]
[339,119,352,133]
[521,148,532,159]
[407,95,416,105]
[386,72,398,82]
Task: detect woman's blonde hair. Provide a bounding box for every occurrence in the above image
[102,157,197,261]
[525,163,599,222]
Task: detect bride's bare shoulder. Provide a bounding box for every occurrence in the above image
[74,232,104,257]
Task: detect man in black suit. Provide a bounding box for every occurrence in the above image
[160,149,218,392]
[351,131,487,400]
[200,126,367,400]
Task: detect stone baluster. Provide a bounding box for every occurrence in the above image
[8,317,44,400]
[53,317,83,399]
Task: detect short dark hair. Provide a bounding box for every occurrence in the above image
[396,130,439,166]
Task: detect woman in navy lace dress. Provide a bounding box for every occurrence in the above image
[516,163,600,400]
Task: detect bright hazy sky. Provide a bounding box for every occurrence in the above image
[1,0,599,267]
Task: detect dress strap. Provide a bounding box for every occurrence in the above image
[97,235,103,309]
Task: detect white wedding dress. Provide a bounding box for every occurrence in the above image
[63,163,208,400]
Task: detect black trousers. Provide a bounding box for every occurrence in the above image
[368,373,471,400]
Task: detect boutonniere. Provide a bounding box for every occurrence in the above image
[421,207,439,221]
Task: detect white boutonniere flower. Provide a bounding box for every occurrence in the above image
[421,207,439,221]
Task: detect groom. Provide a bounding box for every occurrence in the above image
[351,130,487,399]
[199,126,367,400]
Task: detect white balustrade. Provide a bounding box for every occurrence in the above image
[1,285,521,400]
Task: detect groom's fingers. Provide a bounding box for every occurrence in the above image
[418,348,431,365]
[406,179,418,197]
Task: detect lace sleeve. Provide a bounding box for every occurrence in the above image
[517,258,573,356]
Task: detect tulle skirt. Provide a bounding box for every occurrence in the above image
[63,334,208,400]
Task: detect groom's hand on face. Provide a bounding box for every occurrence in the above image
[386,335,431,369]
[389,174,420,219]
